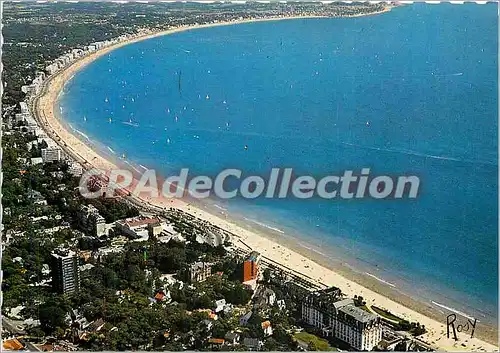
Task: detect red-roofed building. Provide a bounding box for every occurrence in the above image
[208,338,225,345]
[243,251,260,282]
[155,291,166,301]
[261,320,273,336]
[3,338,24,351]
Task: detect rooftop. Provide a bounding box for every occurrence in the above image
[261,320,272,329]
[119,216,161,228]
[243,338,261,348]
[225,332,240,340]
[246,251,261,262]
[208,338,225,344]
[52,248,76,259]
[338,304,378,323]
[3,338,24,351]
[190,261,211,270]
[333,298,354,309]
[304,287,343,311]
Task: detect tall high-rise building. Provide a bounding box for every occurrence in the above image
[78,204,106,236]
[51,249,80,294]
[243,251,261,282]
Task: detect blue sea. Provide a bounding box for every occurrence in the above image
[59,4,498,324]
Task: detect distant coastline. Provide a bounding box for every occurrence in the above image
[32,11,498,351]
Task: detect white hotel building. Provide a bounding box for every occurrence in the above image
[302,288,382,351]
[41,146,63,163]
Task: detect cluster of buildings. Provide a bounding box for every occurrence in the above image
[13,33,151,172]
[49,211,183,295]
[5,182,418,353]
[15,70,67,166]
[301,287,382,351]
[15,211,414,352]
[15,101,38,134]
[116,215,163,240]
[115,214,183,242]
[44,33,138,76]
[21,71,45,96]
[14,97,84,172]
[15,102,84,168]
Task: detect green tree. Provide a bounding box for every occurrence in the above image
[39,304,67,335]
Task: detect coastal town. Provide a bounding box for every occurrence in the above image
[1,2,497,352]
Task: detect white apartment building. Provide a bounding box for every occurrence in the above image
[302,288,382,351]
[72,49,84,58]
[68,161,84,177]
[20,101,29,115]
[19,102,29,114]
[15,113,25,125]
[79,204,107,237]
[46,63,60,75]
[41,146,63,163]
[115,215,163,240]
[34,127,48,138]
[302,287,340,330]
[335,303,382,351]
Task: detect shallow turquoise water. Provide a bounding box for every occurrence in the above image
[60,3,498,323]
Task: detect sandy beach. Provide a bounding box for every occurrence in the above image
[32,14,498,352]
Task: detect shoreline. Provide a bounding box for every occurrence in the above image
[32,14,498,351]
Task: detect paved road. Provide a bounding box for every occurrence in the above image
[24,340,41,352]
[2,316,25,335]
[2,317,41,351]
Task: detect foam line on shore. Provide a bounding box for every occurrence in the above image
[214,204,227,212]
[243,217,285,234]
[299,242,327,256]
[366,272,397,288]
[431,301,478,322]
[74,129,90,141]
